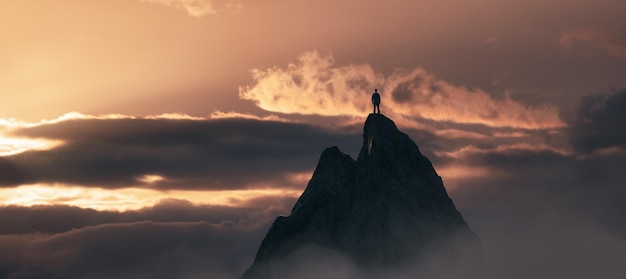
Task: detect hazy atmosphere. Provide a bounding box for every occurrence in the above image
[1,0,625,278]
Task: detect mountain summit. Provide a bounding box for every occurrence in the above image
[242,114,483,278]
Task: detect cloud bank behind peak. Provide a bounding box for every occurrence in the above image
[240,51,565,130]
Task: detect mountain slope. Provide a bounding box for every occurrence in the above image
[241,114,483,278]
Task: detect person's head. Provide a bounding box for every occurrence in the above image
[374,89,378,92]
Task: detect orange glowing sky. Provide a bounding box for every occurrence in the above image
[3,0,625,121]
[1,0,625,211]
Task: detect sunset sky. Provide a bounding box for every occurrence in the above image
[1,0,626,278]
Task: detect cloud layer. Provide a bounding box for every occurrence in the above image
[0,196,296,278]
[569,89,626,153]
[1,117,361,190]
[1,89,625,278]
[240,51,565,129]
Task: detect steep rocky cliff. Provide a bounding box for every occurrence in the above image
[242,114,482,278]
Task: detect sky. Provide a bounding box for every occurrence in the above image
[1,0,626,278]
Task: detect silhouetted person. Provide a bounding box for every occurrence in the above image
[372,89,381,114]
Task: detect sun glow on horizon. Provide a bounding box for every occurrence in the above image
[137,174,166,184]
[0,134,64,156]
[0,184,302,211]
[0,112,139,157]
[0,112,209,157]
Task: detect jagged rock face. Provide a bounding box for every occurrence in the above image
[242,114,482,279]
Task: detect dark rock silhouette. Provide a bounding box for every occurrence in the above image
[241,114,483,278]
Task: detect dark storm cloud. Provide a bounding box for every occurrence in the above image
[0,118,361,189]
[569,89,626,153]
[0,196,296,279]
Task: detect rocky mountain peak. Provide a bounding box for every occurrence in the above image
[241,114,483,279]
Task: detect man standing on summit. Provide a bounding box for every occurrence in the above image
[372,89,381,114]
